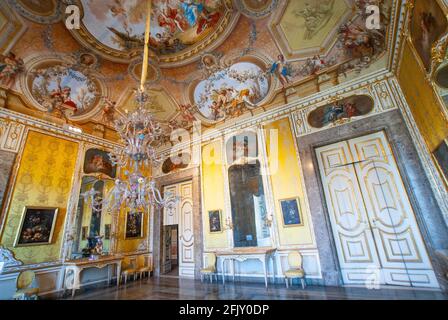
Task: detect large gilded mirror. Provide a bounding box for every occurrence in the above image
[71,177,115,259]
[226,131,271,248]
[70,147,117,259]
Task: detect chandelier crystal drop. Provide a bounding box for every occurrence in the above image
[81,0,176,214]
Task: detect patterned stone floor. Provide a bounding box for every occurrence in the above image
[53,276,448,300]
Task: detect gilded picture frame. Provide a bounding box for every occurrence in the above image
[208,210,223,233]
[433,138,448,185]
[279,197,303,227]
[14,206,59,247]
[81,226,88,240]
[124,211,144,239]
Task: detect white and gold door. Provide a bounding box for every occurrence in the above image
[163,181,195,278]
[316,131,438,288]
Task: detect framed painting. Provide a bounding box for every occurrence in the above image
[433,139,448,184]
[125,211,144,239]
[409,0,448,71]
[104,224,111,240]
[81,226,88,240]
[15,206,58,247]
[279,198,303,227]
[208,210,222,233]
[84,148,117,178]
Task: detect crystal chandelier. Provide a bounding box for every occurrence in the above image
[82,0,175,214]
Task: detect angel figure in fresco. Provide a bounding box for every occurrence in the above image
[178,103,196,124]
[301,55,327,76]
[44,83,78,119]
[0,52,24,89]
[101,97,117,125]
[269,54,290,88]
[338,22,385,60]
[158,5,189,34]
[180,0,221,35]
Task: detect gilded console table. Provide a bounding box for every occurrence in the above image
[63,255,123,297]
[215,248,277,288]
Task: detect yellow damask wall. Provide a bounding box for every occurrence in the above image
[398,40,448,151]
[264,118,314,246]
[0,131,78,264]
[201,140,228,249]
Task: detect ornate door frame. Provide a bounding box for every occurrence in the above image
[153,167,202,279]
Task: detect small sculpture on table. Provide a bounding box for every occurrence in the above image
[82,236,104,260]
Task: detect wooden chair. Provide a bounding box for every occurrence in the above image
[284,252,306,289]
[200,253,217,283]
[13,270,39,300]
[137,254,152,280]
[121,257,137,284]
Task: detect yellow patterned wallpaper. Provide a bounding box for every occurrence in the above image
[264,118,314,246]
[0,131,78,264]
[201,140,228,249]
[399,40,448,151]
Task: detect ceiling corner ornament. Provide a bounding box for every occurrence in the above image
[66,0,240,67]
[268,0,355,61]
[235,0,279,20]
[6,0,63,24]
[0,2,27,55]
[82,0,176,215]
[128,58,161,86]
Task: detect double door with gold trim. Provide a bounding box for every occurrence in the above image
[316,131,438,288]
[163,181,195,278]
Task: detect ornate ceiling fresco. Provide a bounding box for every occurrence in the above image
[68,0,240,66]
[0,0,396,142]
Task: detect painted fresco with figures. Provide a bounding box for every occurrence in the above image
[0,0,447,303]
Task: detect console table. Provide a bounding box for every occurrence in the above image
[215,248,277,288]
[63,255,123,297]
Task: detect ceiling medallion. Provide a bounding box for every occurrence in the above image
[6,0,63,24]
[66,0,240,67]
[235,0,279,20]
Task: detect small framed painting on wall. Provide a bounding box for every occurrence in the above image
[125,211,144,239]
[15,206,58,247]
[208,210,222,233]
[104,224,111,240]
[279,198,303,227]
[433,139,448,184]
[81,226,88,240]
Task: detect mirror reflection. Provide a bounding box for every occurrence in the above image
[71,177,114,259]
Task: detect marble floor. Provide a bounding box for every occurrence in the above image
[56,277,448,300]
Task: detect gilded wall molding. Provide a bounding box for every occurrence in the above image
[292,80,397,137]
[158,69,394,157]
[0,107,122,150]
[0,121,25,153]
[389,77,448,224]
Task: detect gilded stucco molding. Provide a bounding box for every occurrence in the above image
[388,76,448,225]
[156,69,394,157]
[0,107,122,150]
[292,79,397,138]
[0,121,25,153]
[389,0,410,74]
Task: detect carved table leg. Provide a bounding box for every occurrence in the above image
[221,258,226,285]
[116,262,122,287]
[262,257,268,288]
